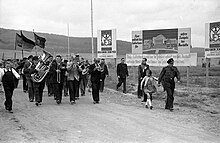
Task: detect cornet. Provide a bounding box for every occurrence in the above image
[56,63,61,83]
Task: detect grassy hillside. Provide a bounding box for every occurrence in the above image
[0,28,131,56]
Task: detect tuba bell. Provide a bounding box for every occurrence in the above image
[31,50,53,82]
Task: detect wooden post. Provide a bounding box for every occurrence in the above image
[186,66,189,87]
[205,58,209,87]
[22,49,24,59]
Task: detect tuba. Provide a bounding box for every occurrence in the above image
[31,50,53,82]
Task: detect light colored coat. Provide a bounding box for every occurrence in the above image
[66,61,80,81]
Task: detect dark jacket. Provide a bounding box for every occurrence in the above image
[117,63,128,78]
[100,64,109,79]
[89,63,101,82]
[49,60,66,83]
[23,61,32,80]
[158,66,180,89]
[138,64,149,80]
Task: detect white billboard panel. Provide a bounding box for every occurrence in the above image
[126,53,197,67]
[97,29,117,58]
[132,31,143,54]
[178,28,191,54]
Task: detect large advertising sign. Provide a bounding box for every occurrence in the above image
[97,29,117,58]
[205,22,220,58]
[132,31,143,54]
[132,28,191,54]
[126,53,197,67]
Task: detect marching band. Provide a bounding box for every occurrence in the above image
[0,51,110,111]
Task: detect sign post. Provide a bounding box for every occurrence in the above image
[205,22,220,87]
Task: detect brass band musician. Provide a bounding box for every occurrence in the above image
[49,55,66,104]
[66,57,80,104]
[29,56,46,106]
[79,58,89,96]
[99,58,109,92]
[89,58,101,104]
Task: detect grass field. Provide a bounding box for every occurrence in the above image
[105,65,220,90]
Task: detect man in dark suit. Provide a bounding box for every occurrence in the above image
[116,58,129,93]
[99,58,109,92]
[137,58,150,99]
[89,58,101,104]
[30,56,46,106]
[23,55,34,102]
[158,58,181,111]
[49,55,66,104]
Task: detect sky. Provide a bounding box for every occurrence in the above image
[0,0,220,47]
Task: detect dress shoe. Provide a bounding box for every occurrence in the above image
[29,99,34,102]
[96,101,99,104]
[93,101,96,104]
[150,106,153,110]
[56,100,61,104]
[8,110,13,113]
[71,101,76,104]
[35,102,39,106]
[145,105,148,108]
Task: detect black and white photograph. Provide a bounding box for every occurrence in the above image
[0,0,220,142]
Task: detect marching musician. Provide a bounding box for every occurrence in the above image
[66,57,80,104]
[79,58,89,96]
[30,56,46,106]
[63,59,69,96]
[89,58,101,104]
[99,58,109,92]
[23,55,34,102]
[85,60,92,92]
[0,59,20,113]
[49,55,66,104]
[45,56,54,97]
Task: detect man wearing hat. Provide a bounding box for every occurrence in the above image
[30,56,46,106]
[158,58,180,111]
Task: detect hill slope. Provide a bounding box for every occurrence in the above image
[0,28,131,56]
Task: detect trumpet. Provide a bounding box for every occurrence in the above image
[56,63,61,83]
[79,64,89,75]
[95,63,103,72]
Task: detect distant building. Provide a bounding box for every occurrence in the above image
[191,47,220,67]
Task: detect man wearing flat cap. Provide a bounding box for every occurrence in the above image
[158,58,180,111]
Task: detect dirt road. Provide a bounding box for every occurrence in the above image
[0,82,220,143]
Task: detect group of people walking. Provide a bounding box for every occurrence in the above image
[0,54,180,113]
[137,58,180,111]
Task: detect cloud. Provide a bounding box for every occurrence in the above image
[0,0,220,47]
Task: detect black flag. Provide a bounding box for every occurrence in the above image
[34,33,46,48]
[15,33,22,47]
[20,31,35,51]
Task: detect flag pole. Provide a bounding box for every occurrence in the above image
[33,29,37,56]
[14,34,17,59]
[91,0,94,62]
[67,23,70,60]
[22,49,24,58]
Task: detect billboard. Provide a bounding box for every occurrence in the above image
[132,31,143,54]
[205,22,220,58]
[132,28,191,54]
[97,29,117,58]
[126,53,197,67]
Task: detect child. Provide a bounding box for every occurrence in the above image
[140,69,157,110]
[0,59,20,113]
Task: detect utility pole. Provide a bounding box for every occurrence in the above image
[91,0,94,62]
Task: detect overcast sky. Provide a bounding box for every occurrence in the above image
[0,0,219,47]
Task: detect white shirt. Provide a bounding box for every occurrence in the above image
[0,68,20,82]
